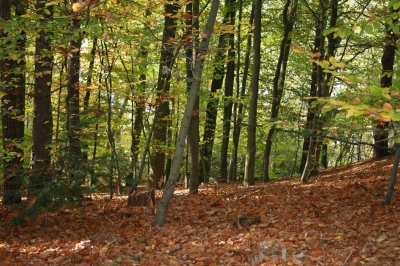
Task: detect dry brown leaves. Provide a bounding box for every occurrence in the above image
[0,155,399,265]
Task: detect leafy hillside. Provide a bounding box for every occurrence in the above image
[0,156,399,265]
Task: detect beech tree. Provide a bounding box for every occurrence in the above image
[30,0,54,190]
[151,2,179,189]
[373,7,398,158]
[1,0,26,204]
[261,0,298,182]
[155,0,220,226]
[244,0,262,187]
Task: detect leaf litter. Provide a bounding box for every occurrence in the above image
[0,155,399,265]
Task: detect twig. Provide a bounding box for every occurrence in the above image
[342,247,355,266]
[167,245,182,254]
[238,187,265,200]
[209,191,237,207]
[318,234,326,266]
[105,215,114,226]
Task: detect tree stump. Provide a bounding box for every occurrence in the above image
[127,190,155,206]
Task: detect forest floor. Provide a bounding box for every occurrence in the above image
[1,155,400,265]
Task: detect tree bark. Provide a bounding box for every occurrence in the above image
[220,0,236,183]
[228,3,254,182]
[373,9,398,158]
[300,3,326,182]
[244,0,262,187]
[130,51,147,182]
[261,0,297,181]
[1,0,26,204]
[319,0,340,169]
[30,0,54,191]
[186,0,200,193]
[151,2,178,189]
[199,1,236,183]
[66,4,82,181]
[155,0,219,226]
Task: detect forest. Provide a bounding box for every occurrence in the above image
[0,0,400,262]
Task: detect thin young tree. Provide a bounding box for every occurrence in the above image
[228,3,254,182]
[261,0,298,181]
[220,0,237,183]
[186,0,201,193]
[155,0,220,226]
[244,0,262,187]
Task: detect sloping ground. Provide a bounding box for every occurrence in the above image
[0,155,399,265]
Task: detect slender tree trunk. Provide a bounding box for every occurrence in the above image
[220,0,236,183]
[30,0,54,190]
[244,0,262,187]
[373,9,398,158]
[151,2,178,189]
[130,47,147,181]
[66,5,82,180]
[1,0,26,204]
[320,0,340,168]
[199,43,226,183]
[83,37,97,184]
[186,0,200,193]
[155,0,219,226]
[229,3,254,182]
[261,0,297,181]
[91,89,101,185]
[199,3,235,183]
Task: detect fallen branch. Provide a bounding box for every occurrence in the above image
[342,247,355,266]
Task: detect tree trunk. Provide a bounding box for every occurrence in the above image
[199,2,236,183]
[244,0,262,187]
[155,0,219,226]
[319,0,340,169]
[1,0,26,204]
[261,0,297,181]
[220,0,237,183]
[228,3,254,182]
[373,9,398,158]
[30,0,54,191]
[66,4,82,181]
[300,4,326,182]
[130,74,146,181]
[185,0,200,193]
[151,2,178,189]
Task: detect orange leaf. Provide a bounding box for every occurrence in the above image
[352,98,361,105]
[383,102,392,111]
[184,12,192,20]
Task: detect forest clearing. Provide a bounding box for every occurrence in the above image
[0,154,399,265]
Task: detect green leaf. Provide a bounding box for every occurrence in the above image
[138,237,148,242]
[392,79,400,88]
[365,24,374,34]
[45,1,58,6]
[372,22,381,31]
[392,24,399,34]
[391,113,400,121]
